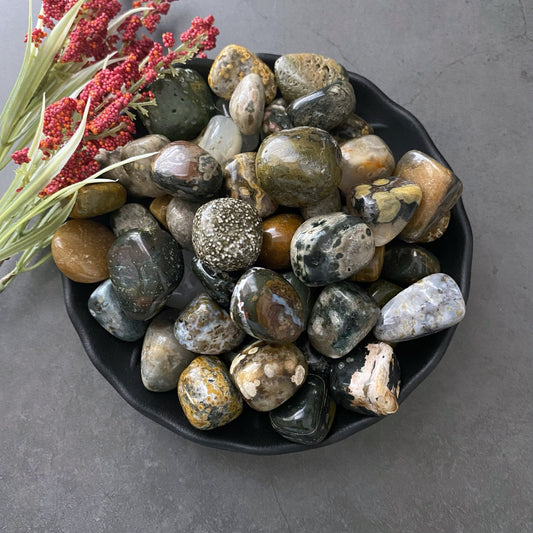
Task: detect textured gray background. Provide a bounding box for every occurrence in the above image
[1,1,532,532]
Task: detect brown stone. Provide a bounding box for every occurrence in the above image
[417,210,451,243]
[351,246,385,282]
[149,194,173,229]
[51,219,115,283]
[69,182,127,219]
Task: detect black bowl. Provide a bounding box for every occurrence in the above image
[63,54,473,454]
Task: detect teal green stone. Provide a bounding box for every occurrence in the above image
[381,242,441,287]
[107,228,184,320]
[367,279,403,307]
[269,374,336,445]
[141,69,215,141]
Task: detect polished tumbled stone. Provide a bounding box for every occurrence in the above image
[294,335,331,381]
[300,189,342,220]
[290,212,375,286]
[166,197,202,251]
[373,273,466,342]
[262,98,293,137]
[230,341,308,411]
[70,182,127,219]
[141,309,196,392]
[198,115,243,165]
[258,213,303,270]
[307,281,380,358]
[149,194,173,229]
[110,203,160,236]
[269,374,336,445]
[367,279,403,308]
[331,112,374,143]
[350,245,385,283]
[178,356,243,430]
[229,73,265,135]
[418,211,451,243]
[191,256,238,310]
[281,271,315,329]
[88,279,147,342]
[329,341,401,416]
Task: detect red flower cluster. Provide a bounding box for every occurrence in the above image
[180,15,219,58]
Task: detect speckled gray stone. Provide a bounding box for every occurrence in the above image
[109,203,160,236]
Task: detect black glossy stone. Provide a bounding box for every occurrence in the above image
[191,256,239,309]
[294,334,331,381]
[367,279,403,307]
[269,374,336,445]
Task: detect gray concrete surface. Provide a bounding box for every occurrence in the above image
[1,1,532,531]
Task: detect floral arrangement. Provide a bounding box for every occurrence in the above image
[0,0,218,290]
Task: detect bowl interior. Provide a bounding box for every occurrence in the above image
[63,54,473,455]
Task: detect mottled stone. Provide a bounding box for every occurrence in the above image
[418,211,451,243]
[191,256,238,309]
[294,334,331,381]
[287,80,355,131]
[255,127,342,207]
[166,197,202,251]
[88,279,147,342]
[230,341,308,411]
[274,53,348,102]
[262,98,293,137]
[307,281,380,358]
[208,44,277,103]
[339,135,395,196]
[198,115,242,165]
[350,177,422,246]
[192,198,263,271]
[140,69,214,141]
[223,152,278,218]
[51,219,115,283]
[149,195,172,229]
[396,150,463,242]
[290,212,375,287]
[381,242,441,287]
[141,309,196,392]
[110,203,159,236]
[174,293,245,354]
[300,189,342,220]
[107,228,184,320]
[351,245,385,283]
[258,213,303,270]
[367,279,403,308]
[230,267,305,344]
[329,341,400,416]
[178,356,243,430]
[151,141,222,201]
[269,374,336,445]
[229,73,265,135]
[70,182,127,219]
[331,112,374,143]
[373,273,466,342]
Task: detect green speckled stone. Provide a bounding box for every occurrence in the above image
[255,127,342,208]
[331,113,374,143]
[191,256,238,309]
[107,228,184,320]
[178,356,243,430]
[307,281,380,358]
[287,80,355,131]
[381,242,441,287]
[367,279,403,307]
[110,203,160,236]
[269,374,336,445]
[230,267,305,344]
[141,69,214,141]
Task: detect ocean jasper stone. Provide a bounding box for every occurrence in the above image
[295,334,331,381]
[230,267,305,343]
[174,293,245,354]
[70,182,126,218]
[166,197,202,251]
[396,150,463,242]
[269,374,336,445]
[274,53,348,102]
[329,341,400,416]
[88,280,147,342]
[331,112,374,143]
[198,115,242,165]
[110,203,159,236]
[300,189,342,220]
[240,132,260,152]
[230,341,308,411]
[192,198,263,271]
[287,80,355,131]
[151,141,222,201]
[149,194,173,229]
[281,271,314,328]
[140,69,214,141]
[107,228,184,320]
[373,273,466,342]
[307,281,380,358]
[262,98,293,137]
[258,213,303,270]
[418,211,451,243]
[350,177,422,246]
[229,73,265,135]
[367,279,403,308]
[141,309,196,392]
[255,127,342,207]
[191,256,238,309]
[381,242,441,287]
[223,152,278,218]
[290,212,375,287]
[51,219,115,283]
[339,135,395,196]
[208,44,277,103]
[351,245,385,283]
[178,356,243,430]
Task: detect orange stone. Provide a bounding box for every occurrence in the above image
[258,213,303,270]
[149,194,173,229]
[51,219,115,283]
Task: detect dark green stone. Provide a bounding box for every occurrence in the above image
[141,69,215,141]
[107,228,184,320]
[331,112,374,142]
[381,242,441,286]
[191,255,239,309]
[269,374,336,445]
[367,279,403,307]
[294,334,331,382]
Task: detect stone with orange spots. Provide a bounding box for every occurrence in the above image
[258,213,303,270]
[178,356,243,430]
